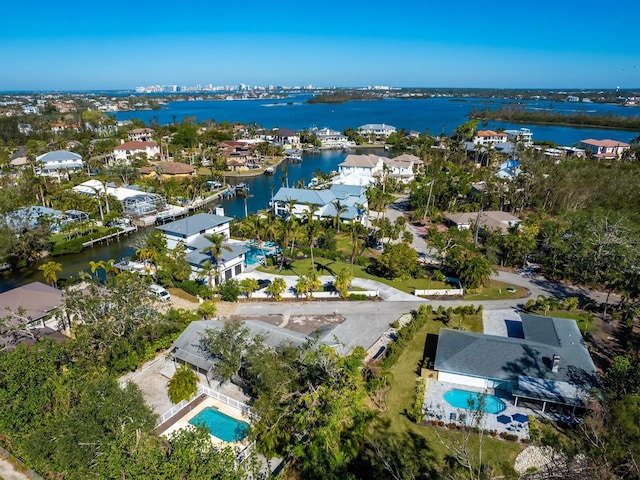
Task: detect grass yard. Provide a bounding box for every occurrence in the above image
[463,279,529,301]
[375,315,522,476]
[258,256,450,293]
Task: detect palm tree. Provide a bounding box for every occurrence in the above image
[332,199,348,232]
[459,255,494,290]
[346,220,366,272]
[280,165,289,188]
[201,233,232,284]
[39,261,62,288]
[334,267,353,298]
[197,260,218,290]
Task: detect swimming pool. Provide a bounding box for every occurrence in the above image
[188,407,249,442]
[444,389,506,414]
[245,245,265,265]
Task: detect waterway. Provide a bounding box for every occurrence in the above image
[0,148,381,292]
[114,95,640,146]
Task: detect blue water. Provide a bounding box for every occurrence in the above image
[444,389,506,414]
[113,95,639,146]
[188,407,249,442]
[246,245,264,265]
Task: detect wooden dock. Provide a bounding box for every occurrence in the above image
[82,225,138,248]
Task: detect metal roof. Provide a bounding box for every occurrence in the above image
[156,213,232,237]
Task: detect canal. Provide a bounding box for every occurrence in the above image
[0,149,377,293]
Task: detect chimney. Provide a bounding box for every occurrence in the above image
[551,354,560,373]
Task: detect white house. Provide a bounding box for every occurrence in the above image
[335,153,421,186]
[271,128,300,149]
[473,130,508,146]
[434,314,599,414]
[127,128,155,142]
[504,128,533,147]
[310,127,352,148]
[357,123,396,140]
[35,150,84,178]
[445,211,521,234]
[112,140,160,164]
[383,153,423,183]
[156,213,247,284]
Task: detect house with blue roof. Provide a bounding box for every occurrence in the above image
[156,213,247,285]
[271,185,367,224]
[35,150,84,179]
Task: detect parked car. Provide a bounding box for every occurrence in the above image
[148,284,171,302]
[256,279,272,290]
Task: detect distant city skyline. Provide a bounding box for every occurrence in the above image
[2,0,638,91]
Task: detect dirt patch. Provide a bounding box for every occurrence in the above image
[586,316,625,373]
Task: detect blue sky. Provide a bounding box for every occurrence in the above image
[2,0,638,90]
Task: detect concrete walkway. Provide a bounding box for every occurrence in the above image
[0,457,31,480]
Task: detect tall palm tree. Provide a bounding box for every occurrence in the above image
[332,199,348,233]
[197,259,218,290]
[346,220,366,272]
[201,233,232,284]
[39,261,62,288]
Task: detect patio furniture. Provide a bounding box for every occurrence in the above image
[449,412,457,421]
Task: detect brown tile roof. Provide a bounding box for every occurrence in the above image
[139,162,195,175]
[477,130,507,137]
[580,138,630,148]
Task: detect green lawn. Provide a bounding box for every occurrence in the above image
[376,316,523,475]
[463,279,529,301]
[257,256,450,292]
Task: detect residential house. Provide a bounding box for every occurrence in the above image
[310,127,352,148]
[434,314,599,414]
[139,161,195,179]
[357,123,396,140]
[496,159,521,180]
[504,128,533,147]
[35,150,83,178]
[578,139,630,160]
[271,128,300,149]
[2,206,63,232]
[218,141,258,171]
[335,153,422,186]
[172,319,339,380]
[112,140,160,164]
[384,153,423,183]
[9,146,29,168]
[0,282,66,352]
[128,128,155,142]
[473,130,508,146]
[271,184,367,224]
[445,211,521,234]
[156,213,247,284]
[50,123,79,134]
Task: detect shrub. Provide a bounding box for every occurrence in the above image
[168,364,198,404]
[218,279,240,302]
[51,238,84,255]
[197,301,217,319]
[348,293,370,300]
[408,377,427,423]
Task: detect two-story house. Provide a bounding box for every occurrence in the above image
[357,123,396,140]
[112,140,160,164]
[578,139,630,160]
[473,130,508,146]
[35,150,84,178]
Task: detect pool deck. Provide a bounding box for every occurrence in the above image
[159,395,252,448]
[423,379,531,439]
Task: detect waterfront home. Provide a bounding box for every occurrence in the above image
[139,161,195,179]
[357,123,396,140]
[578,138,630,160]
[0,282,66,352]
[112,140,160,164]
[2,206,62,232]
[504,128,534,147]
[309,127,352,148]
[271,184,367,224]
[218,141,258,171]
[473,130,508,146]
[127,127,155,142]
[35,150,84,178]
[445,211,521,234]
[383,153,423,183]
[156,213,246,284]
[434,314,599,415]
[334,153,421,186]
[271,128,300,149]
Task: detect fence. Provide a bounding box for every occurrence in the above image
[414,288,463,297]
[156,384,252,426]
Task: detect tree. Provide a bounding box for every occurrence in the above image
[200,321,251,382]
[201,233,232,285]
[168,364,198,403]
[239,277,259,298]
[334,267,353,298]
[458,254,494,290]
[375,243,419,279]
[196,259,218,290]
[332,199,348,232]
[38,261,62,287]
[266,277,286,301]
[196,300,217,319]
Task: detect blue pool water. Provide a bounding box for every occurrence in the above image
[245,245,263,265]
[188,407,249,442]
[444,389,506,414]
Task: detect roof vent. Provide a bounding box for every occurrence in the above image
[551,354,560,373]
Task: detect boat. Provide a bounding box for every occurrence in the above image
[284,152,302,163]
[235,182,248,192]
[264,166,275,174]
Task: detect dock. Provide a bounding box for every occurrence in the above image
[82,225,138,248]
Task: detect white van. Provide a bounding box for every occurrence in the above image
[148,284,171,302]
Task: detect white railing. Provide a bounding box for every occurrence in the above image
[414,288,464,296]
[157,397,196,425]
[197,384,252,416]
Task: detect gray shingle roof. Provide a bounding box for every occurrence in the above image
[434,315,598,404]
[156,213,232,237]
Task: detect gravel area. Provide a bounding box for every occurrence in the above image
[515,446,567,475]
